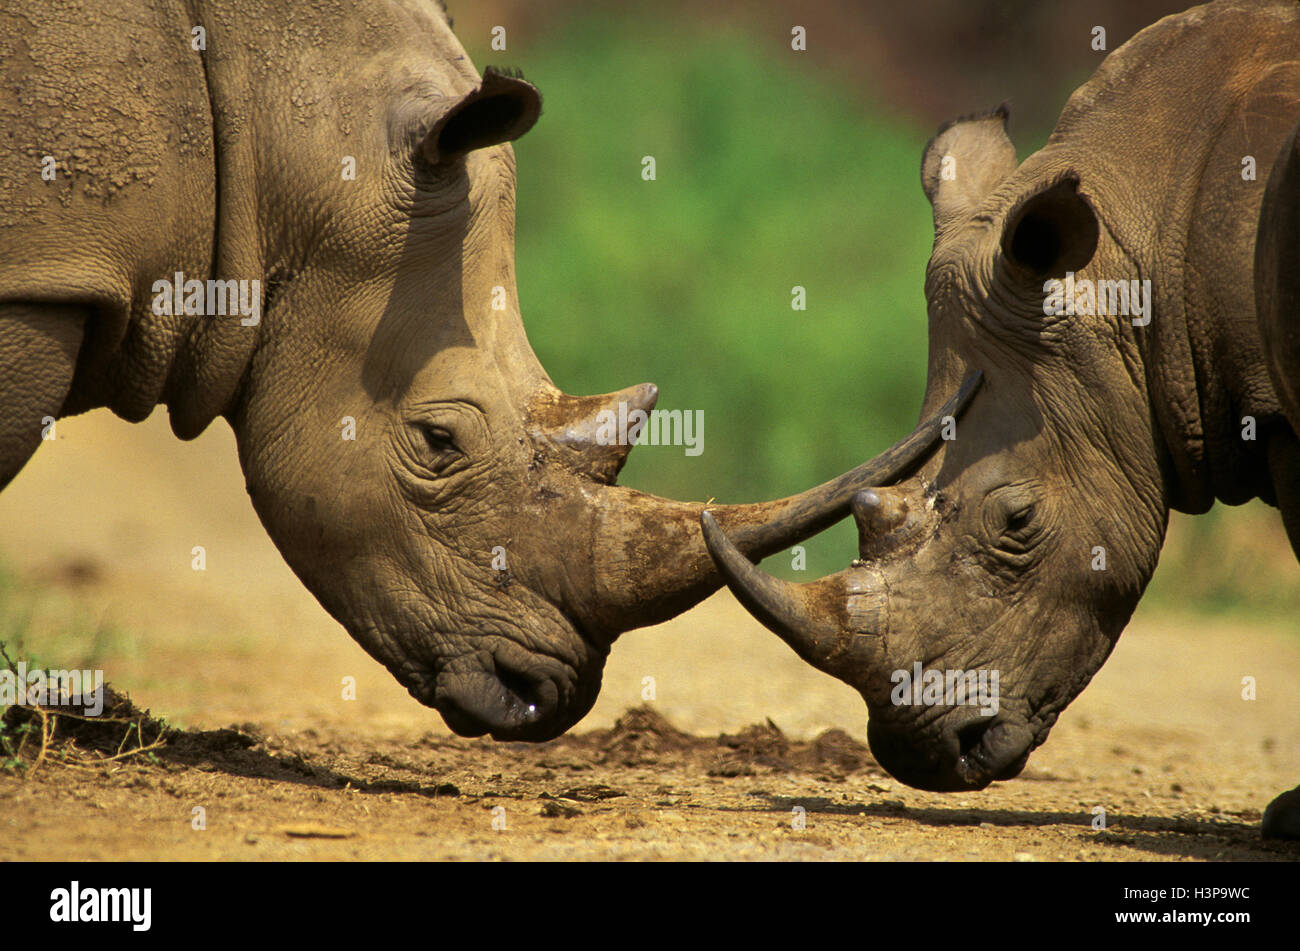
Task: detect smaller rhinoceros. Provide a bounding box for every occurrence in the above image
[702,0,1300,839]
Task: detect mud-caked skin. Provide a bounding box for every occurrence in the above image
[704,0,1300,839]
[0,0,978,741]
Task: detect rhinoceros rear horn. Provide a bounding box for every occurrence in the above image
[529,382,660,484]
[422,67,542,165]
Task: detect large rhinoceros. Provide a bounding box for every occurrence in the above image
[0,0,972,740]
[702,0,1300,838]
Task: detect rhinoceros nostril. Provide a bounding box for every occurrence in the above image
[494,665,545,720]
[432,664,560,740]
[956,716,993,758]
[956,717,1034,785]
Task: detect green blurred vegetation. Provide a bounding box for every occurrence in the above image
[0,561,133,678]
[510,15,938,578]
[486,11,1300,620]
[1145,505,1300,623]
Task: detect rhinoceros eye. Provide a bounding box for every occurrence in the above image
[418,424,462,473]
[1007,504,1034,532]
[999,502,1040,553]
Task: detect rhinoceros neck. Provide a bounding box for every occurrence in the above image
[1126,176,1282,517]
[1060,0,1300,514]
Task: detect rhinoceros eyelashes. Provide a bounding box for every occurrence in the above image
[1001,175,1099,279]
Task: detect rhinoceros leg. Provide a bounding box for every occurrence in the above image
[0,302,86,488]
[1262,785,1300,840]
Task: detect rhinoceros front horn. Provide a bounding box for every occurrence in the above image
[577,372,981,637]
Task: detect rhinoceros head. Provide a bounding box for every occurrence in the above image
[215,1,976,741]
[703,106,1171,789]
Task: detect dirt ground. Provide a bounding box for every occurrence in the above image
[0,409,1297,861]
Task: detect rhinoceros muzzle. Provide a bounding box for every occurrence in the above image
[426,634,603,741]
[867,713,1037,792]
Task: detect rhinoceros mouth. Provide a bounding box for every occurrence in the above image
[406,620,604,741]
[432,668,555,739]
[868,708,1057,792]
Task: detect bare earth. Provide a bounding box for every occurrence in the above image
[0,409,1297,861]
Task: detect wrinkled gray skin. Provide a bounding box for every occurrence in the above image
[0,0,971,741]
[704,0,1300,838]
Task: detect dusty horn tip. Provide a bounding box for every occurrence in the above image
[851,488,908,536]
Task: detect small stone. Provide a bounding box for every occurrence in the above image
[540,800,581,819]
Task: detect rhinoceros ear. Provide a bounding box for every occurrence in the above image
[422,67,542,165]
[922,104,1018,232]
[1000,174,1099,278]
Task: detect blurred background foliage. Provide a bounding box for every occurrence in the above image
[447,0,1298,619]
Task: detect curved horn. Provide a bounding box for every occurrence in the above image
[700,510,844,661]
[711,370,980,548]
[700,511,883,679]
